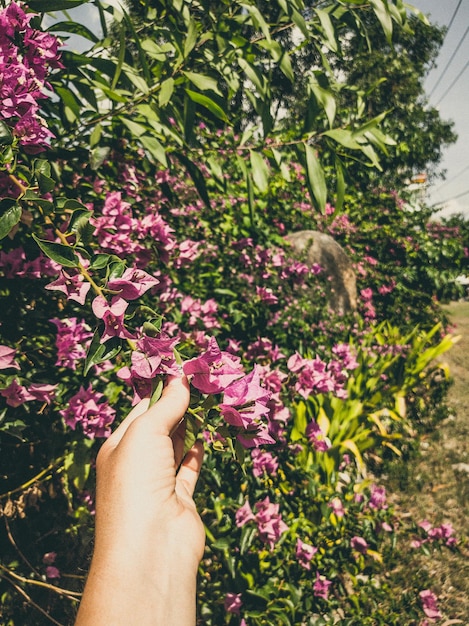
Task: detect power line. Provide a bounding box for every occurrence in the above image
[435,57,469,106]
[436,187,469,205]
[429,24,469,98]
[434,163,469,191]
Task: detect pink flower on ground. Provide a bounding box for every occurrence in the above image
[295,538,318,570]
[183,337,244,394]
[92,296,135,343]
[107,267,159,300]
[313,572,332,600]
[419,590,442,621]
[224,592,242,614]
[0,346,20,370]
[45,270,91,305]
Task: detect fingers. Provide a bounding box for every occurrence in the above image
[176,441,204,497]
[106,376,190,448]
[142,375,190,436]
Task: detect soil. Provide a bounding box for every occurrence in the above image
[388,301,469,624]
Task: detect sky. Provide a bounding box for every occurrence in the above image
[412,0,469,217]
[48,0,469,217]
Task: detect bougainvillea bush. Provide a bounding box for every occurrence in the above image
[0,1,465,624]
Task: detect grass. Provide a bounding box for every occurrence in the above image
[384,301,469,623]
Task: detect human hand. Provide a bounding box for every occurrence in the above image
[75,375,205,625]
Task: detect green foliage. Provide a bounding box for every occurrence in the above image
[0,1,466,624]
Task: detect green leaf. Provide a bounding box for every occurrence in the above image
[182,71,222,95]
[250,150,269,193]
[184,18,198,58]
[185,89,228,122]
[175,152,210,208]
[90,146,111,170]
[84,331,121,376]
[0,120,13,146]
[309,78,336,127]
[27,0,86,10]
[324,128,361,150]
[0,203,21,240]
[304,144,327,213]
[370,0,393,44]
[315,8,338,52]
[37,173,56,194]
[159,77,175,107]
[139,135,168,168]
[32,235,80,268]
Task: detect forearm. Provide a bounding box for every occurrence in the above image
[75,540,198,625]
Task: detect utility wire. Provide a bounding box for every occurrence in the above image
[429,24,469,98]
[427,0,463,97]
[435,187,469,205]
[434,163,469,191]
[435,56,469,106]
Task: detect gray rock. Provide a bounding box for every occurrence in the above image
[284,230,357,315]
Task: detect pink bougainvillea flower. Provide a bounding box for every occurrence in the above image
[28,383,57,405]
[0,345,20,370]
[313,572,332,600]
[107,267,159,300]
[45,270,91,305]
[183,336,244,394]
[251,449,278,478]
[237,422,276,449]
[235,500,255,528]
[419,590,442,621]
[296,538,318,570]
[368,484,388,510]
[224,592,242,614]
[220,366,271,427]
[50,317,93,370]
[116,366,153,405]
[45,566,61,579]
[42,552,57,565]
[351,536,369,554]
[92,296,135,343]
[328,497,345,518]
[0,379,34,407]
[131,335,180,379]
[59,385,116,439]
[254,496,288,550]
[306,420,331,452]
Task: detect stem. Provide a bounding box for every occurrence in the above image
[0,564,81,601]
[1,574,67,626]
[51,223,105,297]
[0,457,64,500]
[8,174,28,195]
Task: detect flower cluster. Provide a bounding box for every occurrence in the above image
[235,497,288,550]
[411,520,457,550]
[59,385,116,439]
[0,2,62,152]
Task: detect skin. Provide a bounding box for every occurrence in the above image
[75,375,205,625]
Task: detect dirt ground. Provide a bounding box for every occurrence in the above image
[388,301,469,623]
